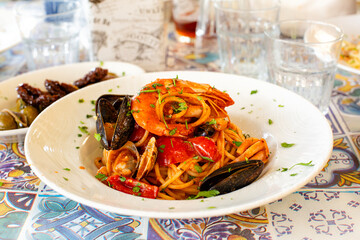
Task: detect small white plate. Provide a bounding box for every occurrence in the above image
[0,61,145,143]
[326,14,360,75]
[25,71,333,219]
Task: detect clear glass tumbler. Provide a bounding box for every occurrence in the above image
[15,0,83,70]
[214,0,279,79]
[265,20,343,114]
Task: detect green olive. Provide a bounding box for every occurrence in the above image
[0,112,17,130]
[20,106,39,125]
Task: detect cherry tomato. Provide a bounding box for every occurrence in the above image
[107,175,158,199]
[156,136,195,166]
[129,122,146,142]
[188,136,221,162]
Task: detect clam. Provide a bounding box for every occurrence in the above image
[135,137,157,180]
[103,141,140,177]
[95,94,134,150]
[200,160,264,195]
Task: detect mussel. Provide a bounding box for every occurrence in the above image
[95,94,134,150]
[200,160,264,195]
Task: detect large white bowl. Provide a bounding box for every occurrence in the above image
[25,71,333,219]
[0,61,145,143]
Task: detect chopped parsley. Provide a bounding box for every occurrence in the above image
[207,119,216,125]
[99,61,104,66]
[232,141,242,147]
[278,160,314,172]
[150,104,155,108]
[201,156,214,162]
[194,165,203,173]
[122,72,126,76]
[119,176,126,182]
[91,100,96,105]
[173,102,188,113]
[86,114,93,118]
[63,177,68,181]
[281,142,295,148]
[63,168,70,171]
[278,104,284,107]
[94,133,101,141]
[78,99,84,103]
[187,190,220,200]
[250,90,258,95]
[185,120,188,129]
[169,128,177,136]
[152,83,163,89]
[158,144,165,153]
[108,89,113,92]
[95,173,108,181]
[78,126,89,134]
[132,186,140,193]
[268,119,273,125]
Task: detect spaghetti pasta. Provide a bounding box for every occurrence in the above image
[94,78,270,200]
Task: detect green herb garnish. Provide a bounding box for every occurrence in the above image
[187,190,220,199]
[250,90,258,95]
[232,141,242,147]
[94,133,101,141]
[95,173,108,181]
[281,142,295,148]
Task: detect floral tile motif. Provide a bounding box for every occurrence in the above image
[0,191,36,240]
[305,136,360,189]
[267,191,360,240]
[148,206,272,240]
[0,143,40,192]
[20,195,146,240]
[332,71,360,132]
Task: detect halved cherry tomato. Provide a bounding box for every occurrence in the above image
[156,136,195,166]
[107,175,158,199]
[129,122,146,142]
[188,136,221,162]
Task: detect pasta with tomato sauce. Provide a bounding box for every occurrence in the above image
[94,78,269,200]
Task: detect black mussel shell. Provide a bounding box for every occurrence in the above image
[194,124,216,137]
[200,160,264,195]
[95,94,134,150]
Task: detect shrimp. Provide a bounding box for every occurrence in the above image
[131,78,234,137]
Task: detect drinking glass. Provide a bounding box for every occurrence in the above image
[214,0,279,79]
[172,0,200,44]
[15,0,83,70]
[265,20,343,114]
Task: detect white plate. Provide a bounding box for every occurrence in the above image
[326,14,360,75]
[0,61,145,143]
[25,71,333,219]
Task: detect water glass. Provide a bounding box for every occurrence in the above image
[15,0,83,70]
[265,20,343,114]
[214,0,279,79]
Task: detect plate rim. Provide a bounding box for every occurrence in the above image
[24,70,333,219]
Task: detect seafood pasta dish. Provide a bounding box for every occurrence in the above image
[94,78,270,200]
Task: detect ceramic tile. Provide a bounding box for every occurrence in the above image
[148,206,273,240]
[267,191,360,240]
[305,135,360,189]
[0,143,40,192]
[20,194,149,240]
[0,191,36,240]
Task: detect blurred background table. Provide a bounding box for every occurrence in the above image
[1,1,360,240]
